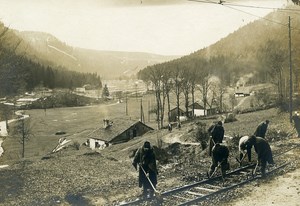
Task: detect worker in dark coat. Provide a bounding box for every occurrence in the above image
[208,121,225,156]
[246,135,274,177]
[254,120,269,138]
[132,141,158,198]
[208,143,230,179]
[238,135,252,165]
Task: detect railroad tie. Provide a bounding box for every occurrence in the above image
[204,184,222,189]
[194,187,217,193]
[172,195,191,201]
[186,191,204,196]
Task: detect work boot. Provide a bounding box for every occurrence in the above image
[142,189,148,199]
[149,189,154,198]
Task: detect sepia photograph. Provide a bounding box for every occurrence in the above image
[0,0,300,205]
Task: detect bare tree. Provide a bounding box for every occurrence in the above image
[229,94,237,112]
[197,74,211,115]
[181,68,192,119]
[211,77,227,113]
[258,40,287,105]
[161,66,172,124]
[139,66,163,129]
[14,113,34,158]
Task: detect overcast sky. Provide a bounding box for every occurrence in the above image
[0,0,286,55]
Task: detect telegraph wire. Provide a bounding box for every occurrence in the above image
[188,0,300,12]
[188,0,300,32]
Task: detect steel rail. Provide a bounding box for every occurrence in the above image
[118,145,297,206]
[177,162,290,206]
[118,163,256,206]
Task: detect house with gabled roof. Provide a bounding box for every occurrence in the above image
[189,102,217,117]
[86,118,154,149]
[234,87,251,97]
[168,107,186,122]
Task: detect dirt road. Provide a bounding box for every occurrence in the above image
[227,138,300,206]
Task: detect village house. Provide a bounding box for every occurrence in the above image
[75,87,86,93]
[234,87,251,97]
[168,107,186,122]
[189,102,217,117]
[86,118,154,149]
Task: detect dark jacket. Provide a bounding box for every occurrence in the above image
[254,121,269,138]
[247,136,274,164]
[208,124,224,143]
[212,143,229,162]
[133,145,157,188]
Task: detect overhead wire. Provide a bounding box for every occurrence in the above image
[188,0,300,11]
[188,0,300,32]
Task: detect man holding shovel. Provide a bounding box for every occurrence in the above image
[132,141,158,199]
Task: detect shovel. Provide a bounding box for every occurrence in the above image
[140,165,163,202]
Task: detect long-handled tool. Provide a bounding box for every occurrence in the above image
[252,160,259,177]
[208,159,224,179]
[140,164,162,201]
[236,151,248,166]
[287,126,296,137]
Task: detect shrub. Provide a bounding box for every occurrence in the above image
[72,141,81,150]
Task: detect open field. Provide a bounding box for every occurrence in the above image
[1,87,299,206]
[1,95,158,162]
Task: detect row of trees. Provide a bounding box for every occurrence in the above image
[138,8,300,129]
[138,56,231,129]
[139,36,299,129]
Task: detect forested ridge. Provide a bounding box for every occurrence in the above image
[0,23,102,97]
[140,6,300,87]
[138,6,300,128]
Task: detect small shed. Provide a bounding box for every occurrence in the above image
[168,107,186,122]
[87,118,154,148]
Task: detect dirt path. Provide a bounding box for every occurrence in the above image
[227,168,300,206]
[227,138,300,206]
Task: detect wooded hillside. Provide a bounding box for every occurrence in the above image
[0,23,102,97]
[138,6,300,128]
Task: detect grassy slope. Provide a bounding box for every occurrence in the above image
[0,102,297,205]
[0,83,297,205]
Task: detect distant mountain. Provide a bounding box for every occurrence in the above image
[15,31,179,79]
[0,22,103,97]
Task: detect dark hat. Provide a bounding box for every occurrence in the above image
[217,121,223,125]
[144,141,151,149]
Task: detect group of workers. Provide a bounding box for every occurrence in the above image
[131,118,277,198]
[207,120,273,179]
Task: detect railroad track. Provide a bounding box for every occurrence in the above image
[118,146,296,206]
